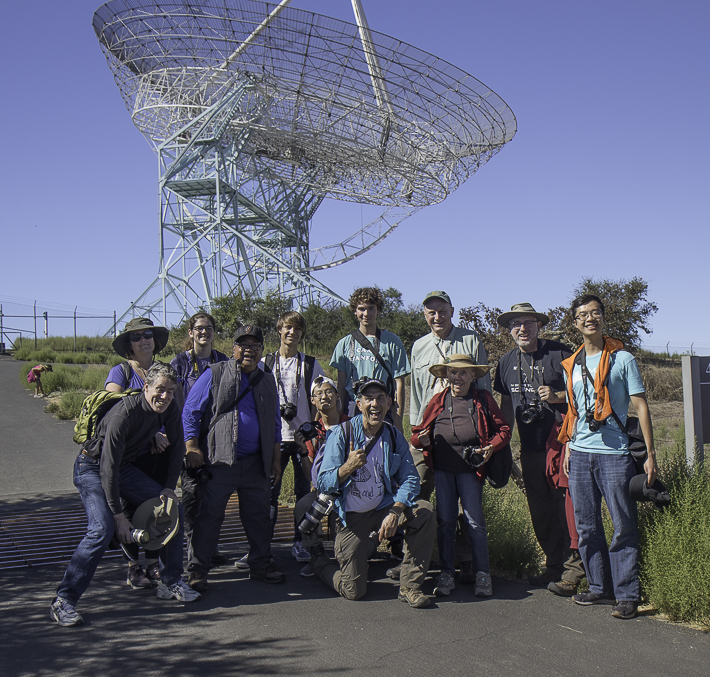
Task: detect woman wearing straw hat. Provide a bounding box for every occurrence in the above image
[105,317,171,589]
[411,355,510,599]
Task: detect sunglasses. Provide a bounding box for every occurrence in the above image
[129,330,154,342]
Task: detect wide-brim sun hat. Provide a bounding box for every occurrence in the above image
[429,354,491,380]
[497,303,549,329]
[132,495,180,550]
[112,317,170,358]
[629,474,671,509]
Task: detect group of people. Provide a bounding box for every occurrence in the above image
[50,286,657,627]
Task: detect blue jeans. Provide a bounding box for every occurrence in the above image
[567,450,639,602]
[434,470,489,574]
[56,454,185,606]
[271,441,311,541]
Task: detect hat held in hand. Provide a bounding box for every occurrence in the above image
[629,474,671,510]
[132,495,180,550]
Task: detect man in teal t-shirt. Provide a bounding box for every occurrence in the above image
[562,294,657,622]
[330,287,410,432]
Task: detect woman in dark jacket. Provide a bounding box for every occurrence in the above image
[411,354,510,599]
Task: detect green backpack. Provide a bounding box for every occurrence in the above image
[73,389,141,445]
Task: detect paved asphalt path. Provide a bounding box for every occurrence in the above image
[1,355,708,677]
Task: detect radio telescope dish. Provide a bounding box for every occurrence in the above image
[93,0,516,328]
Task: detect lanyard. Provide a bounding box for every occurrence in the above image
[190,349,216,378]
[517,348,542,404]
[274,352,302,404]
[445,389,479,446]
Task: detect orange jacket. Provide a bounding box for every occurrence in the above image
[557,337,624,445]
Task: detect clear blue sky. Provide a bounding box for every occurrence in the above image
[1,1,708,352]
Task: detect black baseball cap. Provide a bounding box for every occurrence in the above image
[354,378,389,398]
[234,325,264,344]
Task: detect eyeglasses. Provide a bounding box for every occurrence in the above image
[192,325,214,333]
[129,330,154,342]
[575,310,603,321]
[509,320,537,330]
[235,341,263,351]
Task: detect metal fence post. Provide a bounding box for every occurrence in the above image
[74,307,77,351]
[34,301,37,349]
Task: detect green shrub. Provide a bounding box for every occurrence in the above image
[639,451,710,627]
[483,483,541,578]
[56,392,89,420]
[20,363,110,395]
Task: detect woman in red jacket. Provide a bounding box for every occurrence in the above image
[411,355,510,599]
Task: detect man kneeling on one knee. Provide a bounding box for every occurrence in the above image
[311,378,436,608]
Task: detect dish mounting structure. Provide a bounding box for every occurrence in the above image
[93,0,516,330]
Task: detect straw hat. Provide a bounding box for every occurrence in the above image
[428,354,491,380]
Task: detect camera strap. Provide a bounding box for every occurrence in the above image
[341,419,386,459]
[444,389,480,447]
[517,345,563,424]
[190,348,219,378]
[272,351,302,405]
[350,328,395,398]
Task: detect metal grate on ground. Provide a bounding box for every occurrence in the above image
[0,496,297,570]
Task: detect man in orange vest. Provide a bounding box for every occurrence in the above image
[559,294,657,621]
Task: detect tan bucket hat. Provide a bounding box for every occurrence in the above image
[429,354,491,380]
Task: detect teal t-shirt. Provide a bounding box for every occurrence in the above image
[566,350,645,455]
[330,329,410,401]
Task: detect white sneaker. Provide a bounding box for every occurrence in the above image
[157,579,201,602]
[291,541,311,562]
[234,553,250,570]
[474,571,493,597]
[50,597,83,627]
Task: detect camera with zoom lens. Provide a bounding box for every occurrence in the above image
[586,412,602,433]
[296,420,323,442]
[130,529,150,545]
[183,462,213,485]
[298,492,336,535]
[461,446,486,469]
[280,402,298,422]
[520,399,544,425]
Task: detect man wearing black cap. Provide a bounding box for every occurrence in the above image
[182,325,285,591]
[493,303,584,595]
[310,378,436,608]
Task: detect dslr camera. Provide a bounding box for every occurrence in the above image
[298,492,336,535]
[585,412,603,433]
[461,446,486,469]
[520,398,544,425]
[296,420,323,442]
[280,402,298,422]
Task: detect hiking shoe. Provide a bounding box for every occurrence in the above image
[458,561,475,585]
[386,563,402,580]
[187,571,208,592]
[434,573,456,597]
[548,580,577,597]
[126,564,151,589]
[234,553,250,570]
[50,597,83,627]
[573,591,615,606]
[474,571,493,597]
[310,542,327,564]
[398,586,431,608]
[292,541,311,563]
[157,579,201,602]
[300,563,315,577]
[145,562,161,587]
[211,550,228,567]
[612,600,638,619]
[250,564,285,584]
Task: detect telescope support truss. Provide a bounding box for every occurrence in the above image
[113,78,345,331]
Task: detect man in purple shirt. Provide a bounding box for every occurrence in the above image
[183,326,285,591]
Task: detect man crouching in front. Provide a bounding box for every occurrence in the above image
[311,378,435,608]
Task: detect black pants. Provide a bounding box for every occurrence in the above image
[520,449,570,573]
[270,441,311,542]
